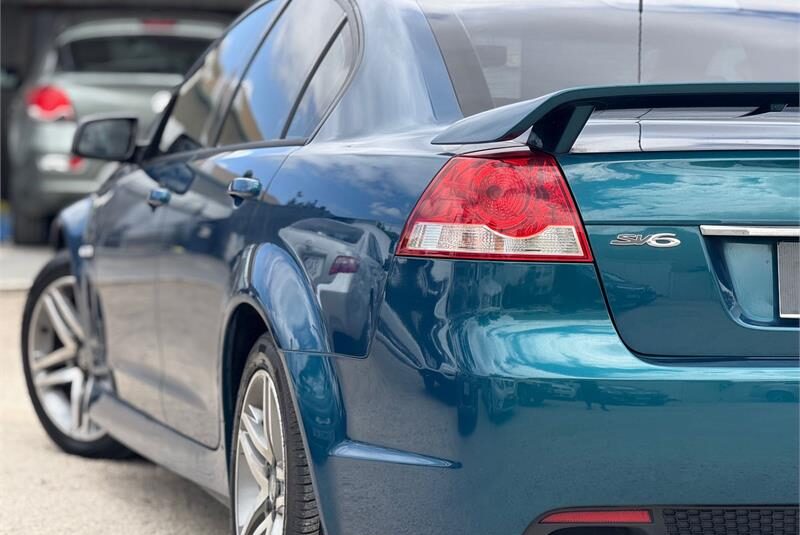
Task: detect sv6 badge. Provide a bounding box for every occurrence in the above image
[610,233,681,248]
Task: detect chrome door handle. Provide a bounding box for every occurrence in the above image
[227,176,262,206]
[147,187,171,209]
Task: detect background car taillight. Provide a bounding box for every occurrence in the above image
[397,150,592,262]
[330,255,359,274]
[25,85,75,122]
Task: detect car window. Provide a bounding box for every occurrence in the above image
[284,21,353,138]
[367,234,382,263]
[216,0,346,146]
[421,0,798,117]
[158,2,280,155]
[293,218,364,244]
[420,0,639,116]
[641,1,799,85]
[57,36,210,75]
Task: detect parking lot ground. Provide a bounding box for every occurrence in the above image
[0,290,230,535]
[0,244,53,291]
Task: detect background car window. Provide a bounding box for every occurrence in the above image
[216,0,346,146]
[284,22,353,138]
[367,234,382,263]
[57,36,209,75]
[159,2,279,155]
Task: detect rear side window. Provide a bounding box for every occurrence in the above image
[159,2,280,154]
[284,22,354,138]
[57,36,210,75]
[216,0,348,146]
[421,0,639,116]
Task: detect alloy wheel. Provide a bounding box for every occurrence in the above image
[27,275,105,442]
[234,369,287,535]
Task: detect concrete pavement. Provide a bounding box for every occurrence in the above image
[0,290,230,534]
[0,244,53,291]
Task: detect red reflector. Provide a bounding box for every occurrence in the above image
[397,150,592,262]
[26,85,74,121]
[329,256,359,274]
[541,510,653,524]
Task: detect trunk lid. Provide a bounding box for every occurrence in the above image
[431,82,799,358]
[559,148,799,358]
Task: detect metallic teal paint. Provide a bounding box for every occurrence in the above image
[559,151,800,224]
[559,151,800,358]
[280,258,799,534]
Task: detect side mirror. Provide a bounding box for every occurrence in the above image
[72,116,139,162]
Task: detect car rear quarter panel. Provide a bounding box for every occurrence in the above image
[292,257,799,535]
[245,137,451,357]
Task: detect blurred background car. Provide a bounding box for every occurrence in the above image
[5,17,224,243]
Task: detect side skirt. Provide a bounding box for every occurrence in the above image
[89,392,230,503]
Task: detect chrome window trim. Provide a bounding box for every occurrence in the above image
[700,225,800,238]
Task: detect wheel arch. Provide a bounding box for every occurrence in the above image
[220,242,333,462]
[220,297,271,462]
[220,242,346,531]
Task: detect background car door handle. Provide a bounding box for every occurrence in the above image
[227,176,262,206]
[147,187,171,209]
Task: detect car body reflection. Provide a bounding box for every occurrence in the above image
[751,382,799,403]
[279,217,388,349]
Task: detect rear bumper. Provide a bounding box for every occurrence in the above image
[528,506,798,535]
[284,259,800,535]
[10,157,113,218]
[9,118,115,218]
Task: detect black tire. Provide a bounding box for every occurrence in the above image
[230,334,321,535]
[21,251,130,458]
[12,211,47,244]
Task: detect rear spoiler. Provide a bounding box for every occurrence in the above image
[431,82,799,154]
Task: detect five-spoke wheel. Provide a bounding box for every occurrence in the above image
[231,336,321,535]
[234,370,286,535]
[22,252,127,457]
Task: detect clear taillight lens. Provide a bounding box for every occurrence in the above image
[397,150,592,262]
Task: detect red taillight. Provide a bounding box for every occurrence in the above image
[26,85,74,122]
[68,156,85,172]
[397,150,592,262]
[141,18,177,28]
[541,510,652,524]
[329,256,359,274]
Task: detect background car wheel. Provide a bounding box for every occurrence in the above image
[12,211,47,244]
[231,334,321,535]
[21,251,129,458]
